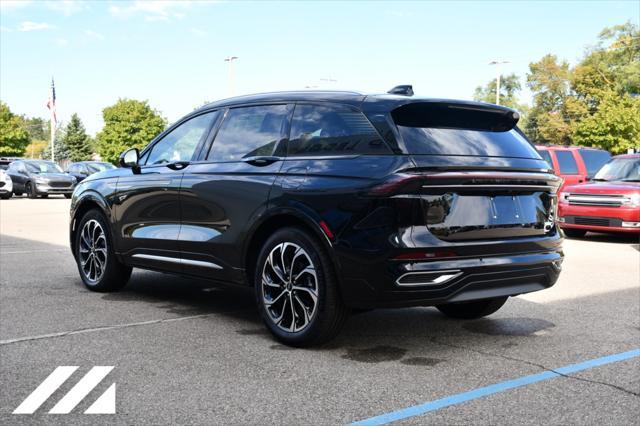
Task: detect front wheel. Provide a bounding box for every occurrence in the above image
[75,209,131,292]
[26,182,37,199]
[563,228,587,238]
[255,227,348,347]
[436,296,508,320]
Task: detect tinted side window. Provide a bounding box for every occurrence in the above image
[208,105,288,162]
[537,150,554,169]
[556,150,579,174]
[579,149,611,176]
[288,104,388,156]
[145,111,217,165]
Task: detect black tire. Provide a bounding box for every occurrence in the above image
[26,182,37,199]
[14,192,22,196]
[436,296,508,320]
[64,194,72,199]
[74,209,132,292]
[40,194,48,198]
[563,228,587,238]
[0,192,11,200]
[254,227,349,347]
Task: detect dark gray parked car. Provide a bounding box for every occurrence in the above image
[6,160,77,198]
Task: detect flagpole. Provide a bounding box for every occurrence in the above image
[48,77,55,162]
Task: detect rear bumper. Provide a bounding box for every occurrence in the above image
[341,251,563,309]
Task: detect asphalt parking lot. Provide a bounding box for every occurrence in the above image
[1,197,639,425]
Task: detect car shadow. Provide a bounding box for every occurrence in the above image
[569,231,639,246]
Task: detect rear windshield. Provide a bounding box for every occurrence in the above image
[397,126,541,159]
[579,149,611,176]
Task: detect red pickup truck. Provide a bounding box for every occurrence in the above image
[557,154,640,237]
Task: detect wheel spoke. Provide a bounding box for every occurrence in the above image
[264,288,287,306]
[293,266,316,283]
[268,249,287,284]
[288,293,297,331]
[292,285,318,304]
[293,294,310,329]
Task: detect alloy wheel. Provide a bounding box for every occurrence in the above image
[261,242,319,333]
[78,219,108,284]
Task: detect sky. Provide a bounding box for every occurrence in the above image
[1,0,638,136]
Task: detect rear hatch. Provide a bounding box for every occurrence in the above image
[391,101,561,241]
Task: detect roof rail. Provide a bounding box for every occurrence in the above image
[387,85,414,96]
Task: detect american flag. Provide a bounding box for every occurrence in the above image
[47,78,57,127]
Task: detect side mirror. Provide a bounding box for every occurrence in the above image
[119,148,140,169]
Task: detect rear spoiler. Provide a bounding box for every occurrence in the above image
[391,101,520,132]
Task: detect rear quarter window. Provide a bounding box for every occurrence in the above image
[288,104,390,156]
[555,150,579,174]
[579,149,611,176]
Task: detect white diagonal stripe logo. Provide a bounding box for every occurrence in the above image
[13,366,79,414]
[49,366,114,414]
[13,366,115,415]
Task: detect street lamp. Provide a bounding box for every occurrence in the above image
[488,60,510,105]
[224,56,239,96]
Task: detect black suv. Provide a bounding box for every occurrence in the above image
[70,90,563,346]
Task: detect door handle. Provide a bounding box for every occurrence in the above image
[241,156,281,166]
[166,161,190,170]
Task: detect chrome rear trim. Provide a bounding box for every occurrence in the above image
[396,270,463,287]
[131,254,223,269]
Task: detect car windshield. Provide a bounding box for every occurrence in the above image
[593,158,640,182]
[87,163,115,173]
[25,161,63,174]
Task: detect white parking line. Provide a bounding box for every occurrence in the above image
[0,313,223,345]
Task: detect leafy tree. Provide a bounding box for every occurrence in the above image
[572,92,640,154]
[96,99,166,164]
[0,102,30,156]
[24,140,49,159]
[22,117,49,141]
[63,113,93,161]
[473,73,522,109]
[525,54,573,145]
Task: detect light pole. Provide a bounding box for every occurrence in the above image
[224,56,239,96]
[488,60,510,105]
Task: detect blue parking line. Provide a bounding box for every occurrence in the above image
[349,348,640,426]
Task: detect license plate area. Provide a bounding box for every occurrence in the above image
[423,192,551,241]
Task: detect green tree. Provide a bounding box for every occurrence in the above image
[22,116,49,141]
[63,113,93,161]
[525,54,573,145]
[0,102,30,156]
[96,99,166,164]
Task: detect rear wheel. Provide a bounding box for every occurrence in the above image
[255,227,348,347]
[436,296,508,320]
[75,209,131,292]
[40,194,48,198]
[14,192,22,196]
[563,228,587,238]
[64,194,72,199]
[26,182,37,199]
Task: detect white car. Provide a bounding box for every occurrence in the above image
[0,169,13,199]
